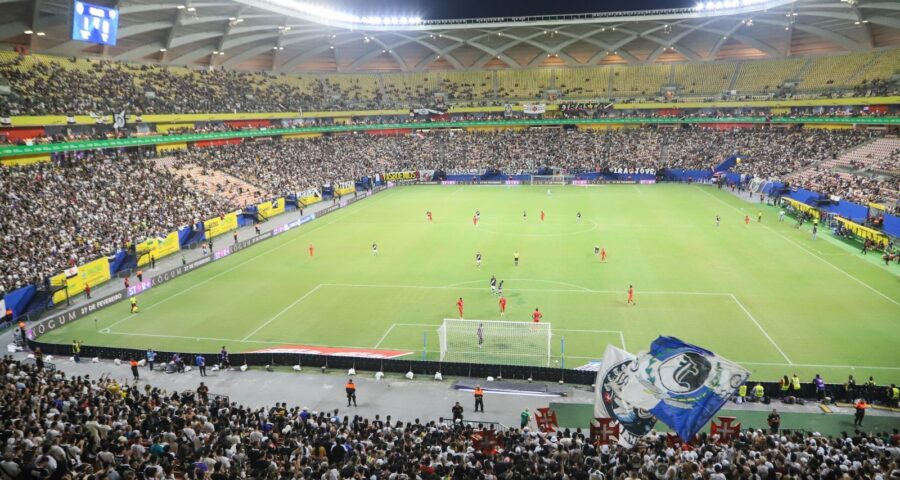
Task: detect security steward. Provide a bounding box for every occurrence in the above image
[889,384,899,407]
[345,379,357,407]
[474,385,485,412]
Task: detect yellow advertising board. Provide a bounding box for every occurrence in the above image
[299,195,321,206]
[204,212,238,238]
[782,197,820,219]
[156,142,188,153]
[835,217,890,246]
[1,154,51,166]
[136,231,181,267]
[51,257,111,303]
[257,198,285,219]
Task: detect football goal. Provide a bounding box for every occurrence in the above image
[437,319,552,367]
[530,174,575,185]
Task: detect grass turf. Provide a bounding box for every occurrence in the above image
[42,184,900,382]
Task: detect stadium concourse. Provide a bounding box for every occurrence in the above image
[2,128,895,293]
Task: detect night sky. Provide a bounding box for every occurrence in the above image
[324,0,696,20]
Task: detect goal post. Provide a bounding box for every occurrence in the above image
[437,319,552,367]
[530,174,575,185]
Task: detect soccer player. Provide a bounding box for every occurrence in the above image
[514,252,519,267]
[744,215,750,225]
[600,248,607,263]
[490,275,497,294]
[476,210,481,219]
[473,215,478,227]
[497,280,504,297]
[779,209,785,222]
[758,211,763,223]
[476,252,482,267]
[426,211,432,222]
[627,285,635,306]
[457,297,464,319]
[130,296,138,313]
[532,308,543,323]
[372,242,378,256]
[577,212,582,223]
[547,189,552,196]
[594,245,600,256]
[715,215,720,227]
[811,225,817,240]
[522,210,527,221]
[309,244,314,257]
[476,323,484,348]
[499,296,506,316]
[540,211,545,222]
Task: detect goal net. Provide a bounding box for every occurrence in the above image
[531,174,575,185]
[437,319,552,367]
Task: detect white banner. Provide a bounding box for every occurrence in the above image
[523,103,546,115]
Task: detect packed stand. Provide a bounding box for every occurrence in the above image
[0,152,236,292]
[0,356,898,480]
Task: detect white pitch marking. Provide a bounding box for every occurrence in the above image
[729,294,793,365]
[374,323,397,348]
[241,284,323,341]
[103,191,394,331]
[695,185,900,307]
[633,185,643,195]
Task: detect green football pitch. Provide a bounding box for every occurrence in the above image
[42,184,900,382]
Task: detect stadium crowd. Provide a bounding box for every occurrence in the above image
[1,128,894,293]
[1,356,898,480]
[0,152,234,293]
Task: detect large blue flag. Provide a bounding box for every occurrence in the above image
[622,336,750,441]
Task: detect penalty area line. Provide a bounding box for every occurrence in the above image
[730,294,793,365]
[373,323,397,349]
[242,284,323,341]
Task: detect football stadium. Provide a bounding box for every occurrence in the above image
[1,0,900,475]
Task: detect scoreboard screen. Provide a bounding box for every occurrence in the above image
[72,1,119,46]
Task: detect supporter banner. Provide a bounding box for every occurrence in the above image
[156,122,195,133]
[383,171,419,181]
[835,216,890,246]
[257,197,285,219]
[136,231,180,267]
[155,142,187,153]
[782,197,820,219]
[612,167,657,175]
[50,257,112,304]
[204,212,238,238]
[594,345,656,447]
[522,103,547,115]
[624,337,749,442]
[334,181,356,196]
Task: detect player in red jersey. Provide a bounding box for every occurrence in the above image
[627,285,635,306]
[499,296,507,316]
[745,215,750,225]
[473,215,478,227]
[600,248,607,263]
[426,211,432,222]
[540,211,545,222]
[532,308,543,323]
[457,297,464,319]
[308,244,314,257]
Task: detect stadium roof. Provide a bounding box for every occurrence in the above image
[2,0,899,72]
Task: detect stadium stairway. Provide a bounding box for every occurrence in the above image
[156,157,272,206]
